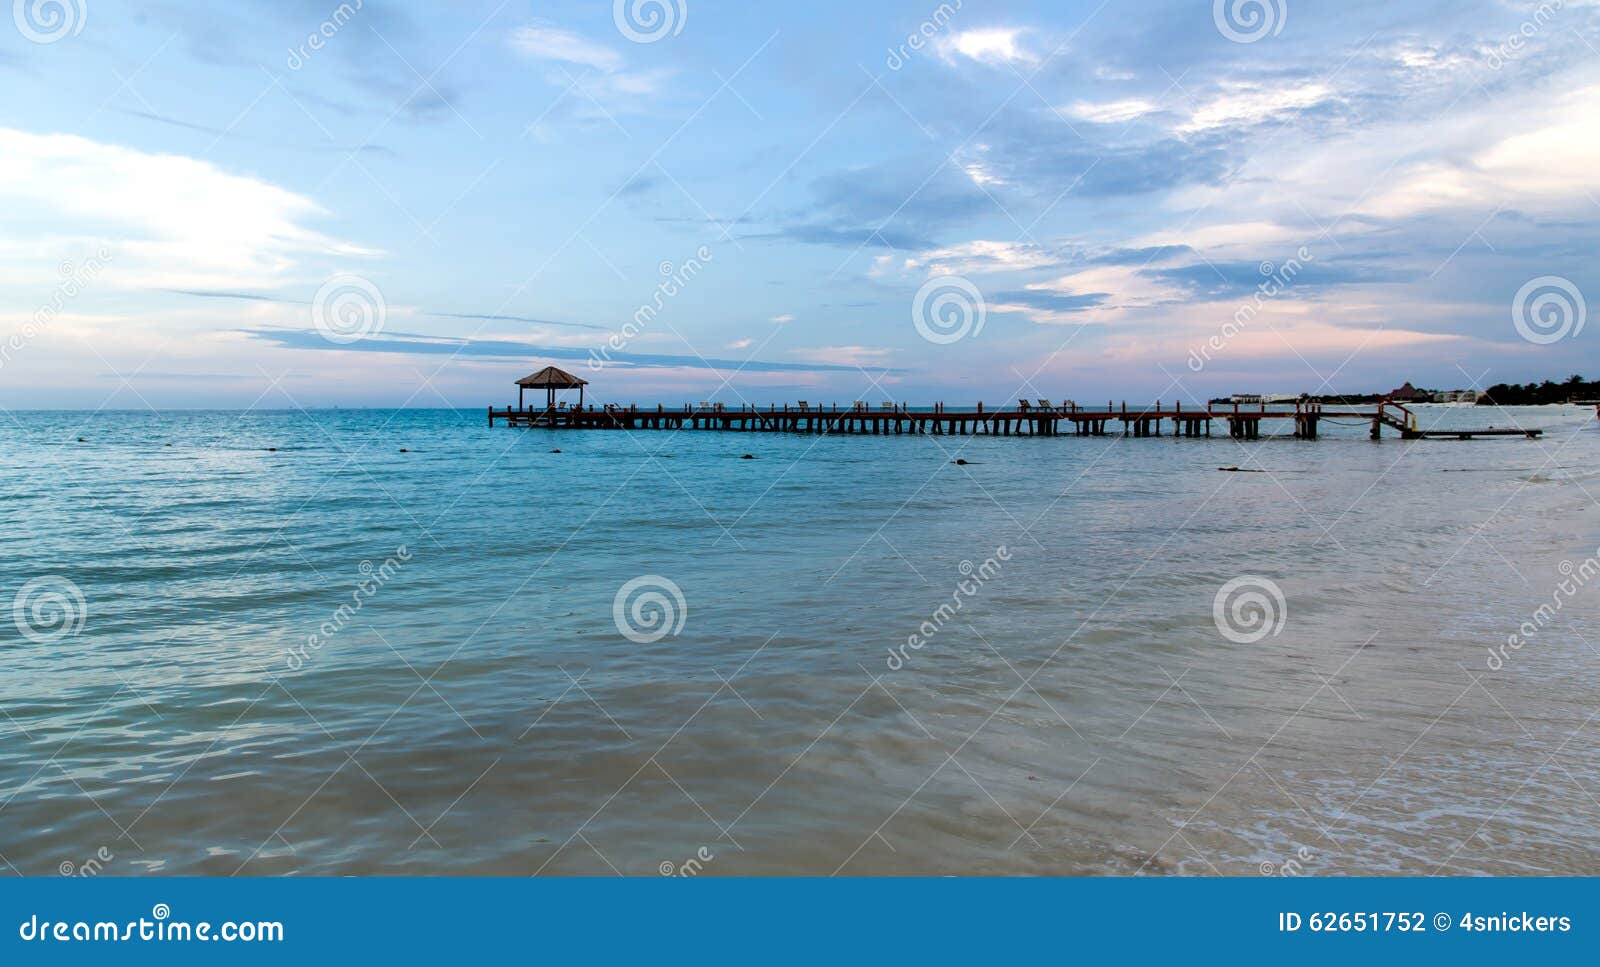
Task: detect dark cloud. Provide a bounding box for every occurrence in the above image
[1144,259,1416,297]
[241,329,887,374]
[990,290,1109,313]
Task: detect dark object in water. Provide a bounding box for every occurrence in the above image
[952,458,975,465]
[740,453,756,460]
[266,447,277,452]
[549,448,561,453]
[1217,465,1263,472]
[77,437,85,442]
[399,448,409,453]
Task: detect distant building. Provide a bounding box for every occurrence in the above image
[1386,382,1429,402]
[1433,389,1479,403]
[1228,393,1299,404]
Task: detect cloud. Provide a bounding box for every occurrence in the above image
[0,128,370,292]
[937,28,1037,67]
[508,22,671,104]
[1178,82,1335,133]
[509,24,623,72]
[242,329,882,374]
[1065,98,1160,124]
[769,314,794,323]
[903,240,1060,275]
[726,338,753,349]
[787,346,895,366]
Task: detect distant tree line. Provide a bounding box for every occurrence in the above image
[1477,375,1598,406]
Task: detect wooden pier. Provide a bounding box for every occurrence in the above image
[488,398,1542,441]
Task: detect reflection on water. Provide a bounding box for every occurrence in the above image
[1,404,1598,875]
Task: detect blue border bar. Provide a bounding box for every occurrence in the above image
[2,878,1593,963]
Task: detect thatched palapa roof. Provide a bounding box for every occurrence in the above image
[516,365,589,388]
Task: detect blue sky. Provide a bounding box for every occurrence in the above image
[2,0,1597,408]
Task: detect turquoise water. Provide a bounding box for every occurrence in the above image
[3,404,1600,875]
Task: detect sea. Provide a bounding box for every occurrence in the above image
[2,403,1598,876]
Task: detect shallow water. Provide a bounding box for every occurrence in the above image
[2,404,1598,876]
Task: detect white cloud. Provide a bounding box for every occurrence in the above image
[0,128,369,292]
[1065,98,1158,124]
[937,28,1036,67]
[508,23,670,101]
[509,24,622,72]
[769,314,794,323]
[726,338,753,349]
[904,240,1056,276]
[788,345,893,366]
[1178,82,1333,133]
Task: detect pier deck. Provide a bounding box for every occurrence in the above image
[488,400,1542,440]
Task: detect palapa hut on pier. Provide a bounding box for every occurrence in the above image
[516,365,588,411]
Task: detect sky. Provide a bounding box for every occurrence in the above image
[1,0,1598,408]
